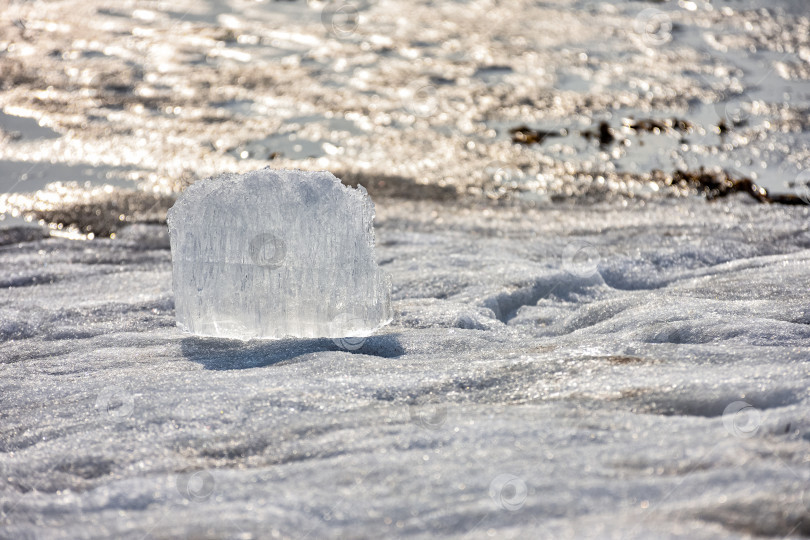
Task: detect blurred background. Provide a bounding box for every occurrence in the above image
[1,0,809,237]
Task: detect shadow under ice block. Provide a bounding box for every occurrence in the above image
[167,168,392,340]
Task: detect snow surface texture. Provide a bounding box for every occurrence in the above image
[2,196,810,539]
[167,169,391,340]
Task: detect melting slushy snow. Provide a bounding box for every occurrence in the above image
[2,196,810,539]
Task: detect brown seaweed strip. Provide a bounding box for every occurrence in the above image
[671,169,808,205]
[509,125,567,145]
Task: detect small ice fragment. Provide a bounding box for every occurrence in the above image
[167,168,392,340]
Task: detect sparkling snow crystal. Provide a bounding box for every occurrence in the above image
[167,168,392,339]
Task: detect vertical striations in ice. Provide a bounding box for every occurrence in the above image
[167,168,392,340]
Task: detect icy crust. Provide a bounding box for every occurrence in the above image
[167,168,392,339]
[3,197,810,539]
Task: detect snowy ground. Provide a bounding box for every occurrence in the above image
[2,195,810,539]
[2,0,810,537]
[2,0,810,208]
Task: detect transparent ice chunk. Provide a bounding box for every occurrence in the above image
[167,168,392,340]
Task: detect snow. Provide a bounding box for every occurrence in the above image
[167,169,391,340]
[2,195,810,539]
[1,0,810,536]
